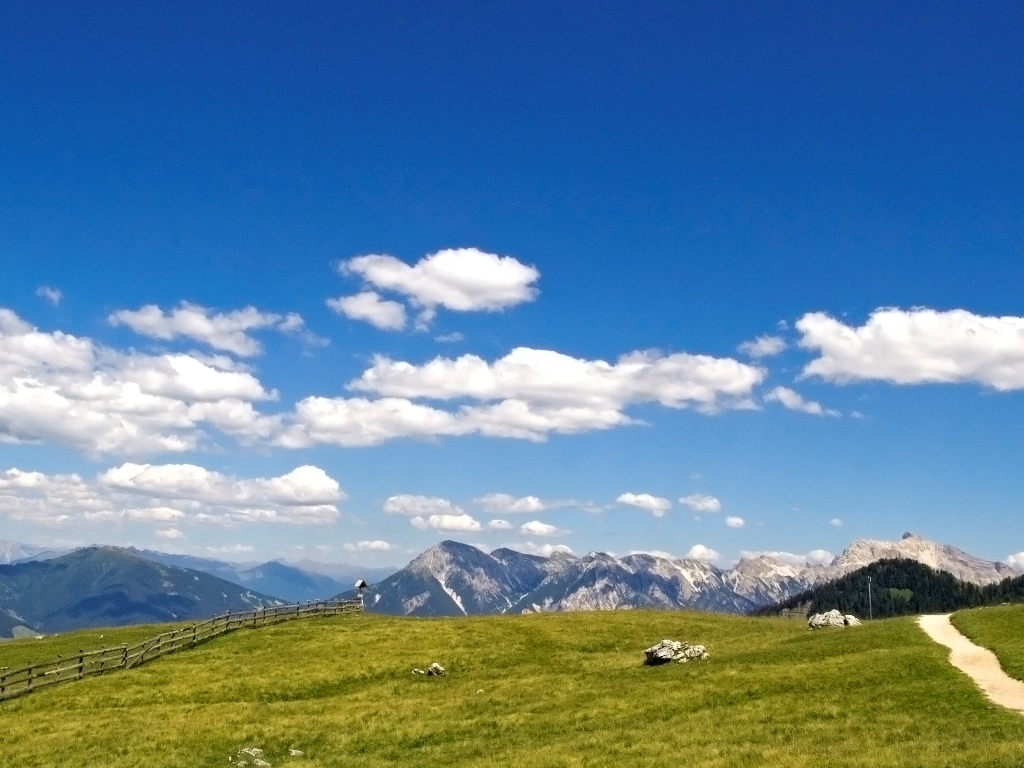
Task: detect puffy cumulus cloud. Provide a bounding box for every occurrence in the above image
[341,248,539,327]
[806,549,834,566]
[738,335,786,358]
[327,291,407,331]
[684,544,721,564]
[352,347,764,414]
[36,286,63,306]
[383,495,462,516]
[343,540,393,552]
[410,513,482,532]
[518,542,573,557]
[0,463,343,527]
[475,493,545,514]
[830,518,843,527]
[0,308,280,456]
[1005,552,1024,572]
[488,519,514,530]
[275,396,467,448]
[205,544,254,556]
[616,493,671,518]
[519,520,564,537]
[679,494,721,513]
[764,386,840,417]
[740,549,834,567]
[725,516,745,529]
[797,308,1024,390]
[274,345,763,448]
[156,527,184,540]
[629,549,675,560]
[109,302,307,357]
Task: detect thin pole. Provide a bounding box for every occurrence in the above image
[868,576,873,621]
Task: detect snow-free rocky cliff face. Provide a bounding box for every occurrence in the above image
[364,534,1015,617]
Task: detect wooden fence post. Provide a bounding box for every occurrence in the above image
[27,664,33,692]
[99,646,106,674]
[1,667,6,697]
[56,655,62,682]
[78,650,84,680]
[121,644,128,668]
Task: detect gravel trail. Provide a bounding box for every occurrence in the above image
[918,613,1024,714]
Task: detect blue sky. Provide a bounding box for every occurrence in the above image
[2,1,1023,569]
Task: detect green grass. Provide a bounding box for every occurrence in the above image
[2,611,1024,767]
[952,604,1024,682]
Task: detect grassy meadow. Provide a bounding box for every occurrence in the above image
[1,610,1024,767]
[952,604,1024,682]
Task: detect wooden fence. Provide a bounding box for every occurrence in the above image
[0,599,362,704]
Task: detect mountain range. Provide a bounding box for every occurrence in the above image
[130,549,394,604]
[358,533,1018,617]
[0,547,284,636]
[0,539,396,605]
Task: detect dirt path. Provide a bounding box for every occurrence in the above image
[918,614,1024,714]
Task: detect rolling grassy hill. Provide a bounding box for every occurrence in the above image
[1,610,1023,767]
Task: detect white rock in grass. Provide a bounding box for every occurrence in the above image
[844,614,862,626]
[808,609,855,629]
[427,662,446,676]
[643,639,709,665]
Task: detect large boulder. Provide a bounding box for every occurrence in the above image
[643,639,710,665]
[808,609,861,629]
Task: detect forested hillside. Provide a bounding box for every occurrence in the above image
[760,559,1024,619]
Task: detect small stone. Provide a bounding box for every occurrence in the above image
[844,615,862,627]
[426,662,446,676]
[288,748,303,756]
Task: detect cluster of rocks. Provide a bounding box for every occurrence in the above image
[412,662,446,676]
[807,609,862,629]
[643,639,710,665]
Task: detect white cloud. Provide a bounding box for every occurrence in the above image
[475,493,545,514]
[679,493,721,513]
[685,544,721,564]
[739,549,834,567]
[0,463,343,527]
[725,516,745,528]
[109,302,307,357]
[352,347,765,414]
[616,493,671,518]
[738,335,786,358]
[0,308,281,456]
[518,542,573,556]
[1005,553,1024,572]
[156,527,184,540]
[806,549,834,566]
[36,286,63,306]
[830,518,843,527]
[629,549,675,560]
[519,520,563,537]
[434,332,465,343]
[797,307,1024,390]
[343,540,393,552]
[410,513,482,532]
[488,519,514,530]
[764,386,840,417]
[383,495,462,516]
[327,291,407,331]
[341,247,539,327]
[204,544,254,556]
[274,344,764,448]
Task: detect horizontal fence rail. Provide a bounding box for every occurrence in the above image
[0,599,362,704]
